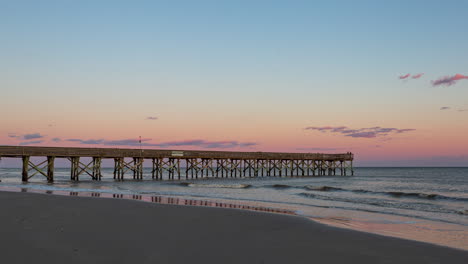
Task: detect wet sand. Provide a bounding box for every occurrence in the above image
[0,191,466,264]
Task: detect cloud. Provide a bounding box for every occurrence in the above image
[146,116,158,120]
[458,109,468,112]
[66,138,104,145]
[23,133,45,140]
[51,137,61,142]
[432,74,468,86]
[411,73,424,79]
[64,138,257,149]
[19,140,44,145]
[200,141,257,149]
[103,138,150,146]
[399,74,410,79]
[346,131,380,138]
[304,126,347,133]
[8,133,18,138]
[305,126,415,138]
[152,140,256,149]
[156,139,205,147]
[296,147,344,151]
[440,106,451,110]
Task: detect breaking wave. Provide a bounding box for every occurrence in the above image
[271,184,292,189]
[266,184,468,202]
[179,183,252,189]
[298,192,465,215]
[305,186,343,191]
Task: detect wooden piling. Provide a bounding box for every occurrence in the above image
[22,156,29,182]
[47,156,55,183]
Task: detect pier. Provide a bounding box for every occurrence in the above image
[0,146,354,182]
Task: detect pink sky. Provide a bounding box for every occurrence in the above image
[2,100,468,166]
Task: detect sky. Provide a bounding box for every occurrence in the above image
[1,0,468,166]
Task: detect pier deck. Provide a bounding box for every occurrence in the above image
[0,146,354,182]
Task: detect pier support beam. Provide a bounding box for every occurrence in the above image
[69,157,102,181]
[47,156,55,183]
[153,158,180,180]
[22,156,29,182]
[21,156,54,182]
[113,157,145,181]
[114,158,124,180]
[132,157,144,180]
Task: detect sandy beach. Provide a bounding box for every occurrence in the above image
[0,191,466,264]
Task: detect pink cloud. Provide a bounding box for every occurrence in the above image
[64,138,257,149]
[305,126,415,139]
[304,126,347,132]
[297,147,344,151]
[432,74,468,86]
[399,74,410,79]
[411,73,424,79]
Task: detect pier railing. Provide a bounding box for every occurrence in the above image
[0,146,354,182]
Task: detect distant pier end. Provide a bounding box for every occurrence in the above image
[0,146,354,182]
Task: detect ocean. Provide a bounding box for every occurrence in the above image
[1,167,467,249]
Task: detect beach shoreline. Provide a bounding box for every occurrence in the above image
[1,185,467,251]
[0,190,467,263]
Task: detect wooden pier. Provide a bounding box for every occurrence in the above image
[0,146,354,182]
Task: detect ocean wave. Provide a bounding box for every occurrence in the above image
[387,191,437,199]
[268,184,468,202]
[305,186,343,192]
[267,185,342,191]
[363,190,468,202]
[297,192,463,215]
[271,184,292,189]
[179,183,252,189]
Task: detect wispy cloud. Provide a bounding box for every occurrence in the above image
[399,73,424,80]
[51,137,61,142]
[65,138,257,149]
[303,126,348,133]
[458,109,468,112]
[440,106,451,110]
[411,73,424,79]
[8,133,18,138]
[146,116,158,120]
[23,133,45,140]
[399,74,410,79]
[296,147,344,151]
[138,139,256,149]
[19,140,44,145]
[305,126,415,138]
[103,138,150,146]
[432,74,468,86]
[66,139,104,145]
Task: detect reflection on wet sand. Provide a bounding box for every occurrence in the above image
[0,186,296,216]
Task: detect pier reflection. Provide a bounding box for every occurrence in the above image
[0,186,296,216]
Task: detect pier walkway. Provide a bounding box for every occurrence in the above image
[0,146,354,182]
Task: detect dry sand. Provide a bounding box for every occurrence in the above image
[0,191,466,263]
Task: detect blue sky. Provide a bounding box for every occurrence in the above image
[1,0,468,166]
